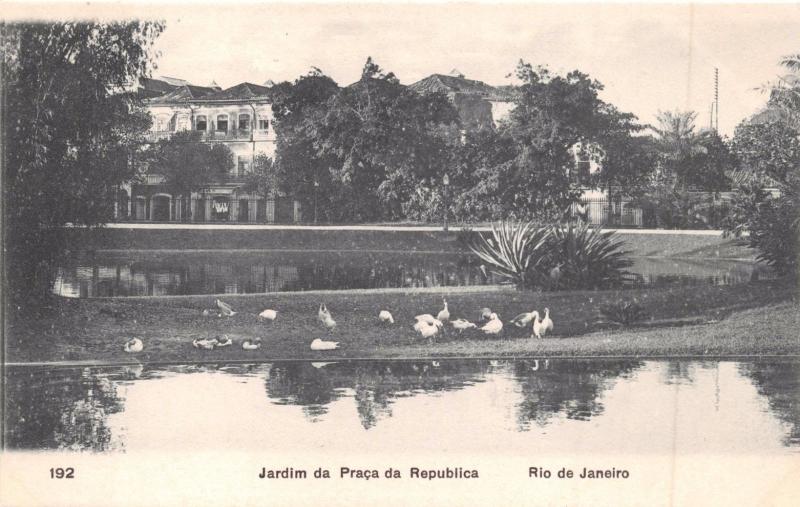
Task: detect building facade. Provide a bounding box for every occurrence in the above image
[122,79,301,223]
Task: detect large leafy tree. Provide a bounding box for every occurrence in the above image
[725,119,800,275]
[145,130,234,220]
[271,69,341,221]
[2,21,163,303]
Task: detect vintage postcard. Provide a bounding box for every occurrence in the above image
[1,2,799,506]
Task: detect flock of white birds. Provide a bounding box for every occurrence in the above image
[122,297,555,354]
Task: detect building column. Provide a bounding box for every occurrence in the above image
[230,199,239,222]
[266,199,275,223]
[205,197,212,222]
[190,196,197,222]
[127,193,133,219]
[170,197,176,221]
[293,200,302,223]
[249,198,257,222]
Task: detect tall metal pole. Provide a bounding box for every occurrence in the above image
[716,68,719,131]
[442,173,450,232]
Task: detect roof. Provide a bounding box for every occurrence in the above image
[204,82,272,100]
[147,84,218,103]
[409,73,513,100]
[137,77,180,98]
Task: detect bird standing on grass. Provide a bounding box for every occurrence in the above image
[378,310,394,324]
[215,299,237,317]
[541,308,554,336]
[192,337,218,350]
[123,338,143,353]
[436,299,450,322]
[215,335,233,347]
[242,338,262,350]
[480,313,503,335]
[510,310,539,328]
[451,318,477,333]
[310,338,340,350]
[258,309,278,321]
[531,313,544,339]
[318,304,337,332]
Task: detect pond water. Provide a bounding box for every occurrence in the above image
[51,250,774,298]
[4,359,799,454]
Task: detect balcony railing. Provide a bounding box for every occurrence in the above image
[144,129,272,143]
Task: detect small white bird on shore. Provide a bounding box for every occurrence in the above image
[215,335,233,347]
[417,321,440,341]
[415,314,437,326]
[510,310,538,328]
[480,313,503,335]
[192,338,218,350]
[310,338,339,350]
[318,304,337,331]
[311,362,337,369]
[451,319,477,333]
[215,299,237,317]
[541,308,553,336]
[436,299,450,322]
[123,338,143,353]
[532,313,543,339]
[242,338,261,350]
[378,310,394,324]
[258,309,278,321]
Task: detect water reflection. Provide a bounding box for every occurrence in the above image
[4,359,799,453]
[51,250,773,298]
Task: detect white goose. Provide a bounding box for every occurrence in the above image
[378,310,394,324]
[215,335,233,347]
[310,338,339,351]
[480,313,503,335]
[541,308,554,336]
[258,309,278,321]
[510,310,539,328]
[318,304,337,332]
[215,299,237,317]
[192,338,218,350]
[123,338,143,353]
[417,321,440,341]
[414,314,438,326]
[436,299,450,322]
[531,313,544,339]
[242,338,261,350]
[451,318,477,333]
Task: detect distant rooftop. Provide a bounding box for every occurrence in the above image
[409,73,514,100]
[145,81,273,104]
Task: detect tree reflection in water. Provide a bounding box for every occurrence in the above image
[738,361,800,446]
[4,367,127,451]
[512,359,644,430]
[264,360,491,429]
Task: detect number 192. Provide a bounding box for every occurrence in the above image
[49,467,74,479]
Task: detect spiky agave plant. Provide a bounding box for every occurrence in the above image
[547,222,633,290]
[467,221,551,288]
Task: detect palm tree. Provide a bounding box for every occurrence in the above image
[760,53,800,129]
[650,110,709,189]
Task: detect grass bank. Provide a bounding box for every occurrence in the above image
[6,280,797,364]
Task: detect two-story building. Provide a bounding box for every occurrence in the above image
[123,79,301,223]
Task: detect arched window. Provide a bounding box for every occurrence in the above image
[238,113,250,131]
[195,115,207,131]
[216,114,228,132]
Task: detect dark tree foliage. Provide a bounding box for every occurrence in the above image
[2,21,163,305]
[241,153,277,198]
[725,120,800,276]
[272,59,459,222]
[144,130,234,220]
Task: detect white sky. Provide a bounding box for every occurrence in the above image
[7,2,800,135]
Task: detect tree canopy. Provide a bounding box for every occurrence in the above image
[2,21,163,302]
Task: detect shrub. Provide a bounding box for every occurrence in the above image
[467,221,633,290]
[598,300,648,327]
[467,220,550,288]
[547,222,634,290]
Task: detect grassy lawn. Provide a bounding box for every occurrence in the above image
[6,279,797,364]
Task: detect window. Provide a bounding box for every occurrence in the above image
[258,119,269,131]
[196,115,207,131]
[216,114,228,132]
[238,156,250,174]
[238,114,250,131]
